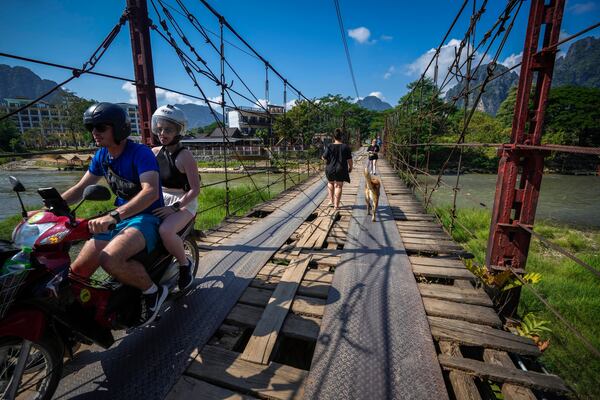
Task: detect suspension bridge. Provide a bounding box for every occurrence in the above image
[1,0,599,399]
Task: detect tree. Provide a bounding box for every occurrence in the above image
[65,97,95,145]
[544,86,600,147]
[0,119,20,152]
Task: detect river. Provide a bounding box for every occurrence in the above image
[418,173,600,229]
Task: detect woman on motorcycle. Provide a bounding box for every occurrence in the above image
[151,105,201,291]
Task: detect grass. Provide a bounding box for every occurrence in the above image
[434,206,600,399]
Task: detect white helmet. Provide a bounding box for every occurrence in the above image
[152,104,188,145]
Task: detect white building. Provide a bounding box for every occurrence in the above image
[0,98,68,134]
[227,104,284,135]
[116,103,141,136]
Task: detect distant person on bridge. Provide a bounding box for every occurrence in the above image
[62,102,167,326]
[367,138,380,175]
[151,105,200,292]
[322,128,353,210]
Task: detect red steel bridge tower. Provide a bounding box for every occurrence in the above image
[126,0,158,146]
[486,0,565,315]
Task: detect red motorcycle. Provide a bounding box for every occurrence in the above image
[0,176,199,400]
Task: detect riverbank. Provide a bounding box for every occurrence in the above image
[435,206,600,399]
[0,172,309,241]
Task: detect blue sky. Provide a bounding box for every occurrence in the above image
[1,0,598,107]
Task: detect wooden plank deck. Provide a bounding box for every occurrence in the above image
[164,153,568,400]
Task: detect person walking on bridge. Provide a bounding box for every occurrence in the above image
[367,138,380,175]
[322,128,353,210]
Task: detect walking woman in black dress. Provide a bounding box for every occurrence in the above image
[322,128,353,210]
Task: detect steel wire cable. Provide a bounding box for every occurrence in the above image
[510,270,600,359]
[332,0,359,99]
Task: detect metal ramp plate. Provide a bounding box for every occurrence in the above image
[304,176,448,400]
[53,177,326,400]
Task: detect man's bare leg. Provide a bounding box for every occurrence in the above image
[98,228,153,291]
[71,239,109,278]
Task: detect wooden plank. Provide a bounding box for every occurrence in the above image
[225,303,320,341]
[239,287,325,317]
[252,276,330,299]
[402,237,462,247]
[428,317,540,356]
[417,283,492,306]
[242,256,312,364]
[258,264,333,283]
[187,345,306,400]
[400,232,451,240]
[166,376,254,400]
[438,341,482,400]
[273,251,340,267]
[410,256,465,268]
[438,354,568,393]
[405,244,469,255]
[412,264,474,280]
[483,349,537,400]
[423,298,502,327]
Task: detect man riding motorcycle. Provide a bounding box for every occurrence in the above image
[61,102,167,326]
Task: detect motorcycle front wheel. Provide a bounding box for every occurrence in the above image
[0,331,64,400]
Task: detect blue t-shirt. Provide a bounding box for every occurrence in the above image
[89,140,164,214]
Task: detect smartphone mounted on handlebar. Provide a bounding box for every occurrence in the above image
[38,187,71,218]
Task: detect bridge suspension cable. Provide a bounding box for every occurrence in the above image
[332,0,359,99]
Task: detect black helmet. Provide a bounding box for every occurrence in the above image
[83,102,131,143]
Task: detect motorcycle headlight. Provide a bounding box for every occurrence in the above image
[12,223,55,248]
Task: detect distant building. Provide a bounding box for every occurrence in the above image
[227,104,284,135]
[182,126,265,159]
[116,103,141,136]
[0,98,68,135]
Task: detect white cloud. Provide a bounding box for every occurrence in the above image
[254,98,268,109]
[122,82,211,106]
[500,52,523,75]
[348,27,374,44]
[405,38,492,92]
[368,91,385,100]
[567,1,596,14]
[285,99,298,110]
[383,65,396,80]
[380,35,393,41]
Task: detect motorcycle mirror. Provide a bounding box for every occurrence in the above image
[82,185,111,201]
[8,176,25,192]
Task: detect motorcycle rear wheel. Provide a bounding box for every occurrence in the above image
[183,236,199,277]
[0,332,64,400]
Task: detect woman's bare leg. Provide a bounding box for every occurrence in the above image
[334,181,344,209]
[327,181,335,205]
[158,210,194,265]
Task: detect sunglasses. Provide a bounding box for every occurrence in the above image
[86,123,110,133]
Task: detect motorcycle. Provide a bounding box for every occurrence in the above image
[0,176,199,400]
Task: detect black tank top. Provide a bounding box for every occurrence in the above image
[156,146,190,191]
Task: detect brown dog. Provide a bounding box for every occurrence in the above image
[364,168,381,222]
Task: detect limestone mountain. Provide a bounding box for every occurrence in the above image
[357,95,392,111]
[553,36,600,88]
[0,64,67,103]
[445,63,519,116]
[173,103,222,129]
